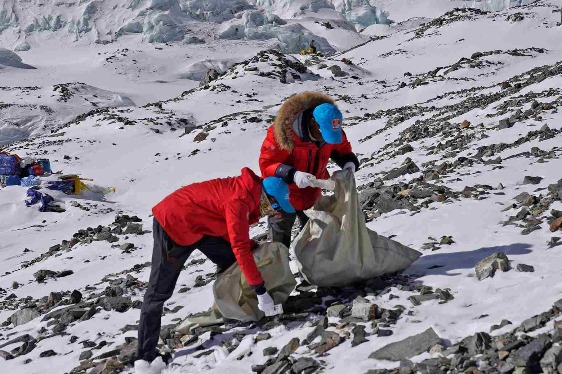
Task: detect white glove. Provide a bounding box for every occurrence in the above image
[293,171,314,188]
[257,292,276,315]
[343,162,356,173]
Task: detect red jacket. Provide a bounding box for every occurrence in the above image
[259,92,358,211]
[152,168,263,286]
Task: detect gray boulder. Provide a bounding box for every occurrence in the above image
[327,304,345,318]
[523,176,543,185]
[292,357,320,373]
[200,69,220,87]
[511,334,550,368]
[263,360,292,374]
[540,345,562,374]
[10,308,40,327]
[383,157,420,180]
[329,65,346,77]
[460,332,491,356]
[369,327,441,361]
[351,298,377,321]
[475,252,510,280]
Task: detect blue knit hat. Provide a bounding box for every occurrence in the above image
[262,177,295,214]
[312,103,343,144]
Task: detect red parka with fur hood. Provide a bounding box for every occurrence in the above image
[152,168,264,286]
[259,92,359,211]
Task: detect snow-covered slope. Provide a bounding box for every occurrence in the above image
[1,1,561,374]
[0,82,135,146]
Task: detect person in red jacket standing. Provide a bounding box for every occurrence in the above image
[137,168,295,363]
[259,91,359,248]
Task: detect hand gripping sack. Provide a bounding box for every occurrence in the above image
[175,242,296,334]
[294,171,421,287]
[213,241,296,322]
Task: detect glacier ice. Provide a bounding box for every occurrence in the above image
[14,41,31,51]
[460,0,536,11]
[144,13,185,43]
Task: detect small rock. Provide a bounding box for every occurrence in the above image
[33,269,57,282]
[79,350,93,360]
[439,236,454,245]
[0,350,14,360]
[397,144,414,155]
[550,216,562,232]
[491,319,513,332]
[553,298,562,312]
[39,350,57,358]
[303,325,324,345]
[377,329,393,337]
[311,331,342,354]
[276,338,299,361]
[100,296,132,312]
[124,223,143,235]
[408,294,439,306]
[460,332,492,356]
[193,132,209,142]
[327,304,345,318]
[120,243,135,252]
[118,340,138,364]
[12,340,36,356]
[255,333,271,343]
[329,65,345,77]
[95,232,112,241]
[291,357,320,373]
[47,292,63,306]
[498,118,512,129]
[548,237,561,249]
[523,176,543,185]
[70,290,82,304]
[92,348,121,361]
[52,323,66,334]
[263,347,278,356]
[351,325,368,347]
[56,270,74,278]
[516,264,535,272]
[475,252,510,280]
[90,357,124,374]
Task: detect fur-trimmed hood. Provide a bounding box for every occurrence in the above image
[273,91,336,151]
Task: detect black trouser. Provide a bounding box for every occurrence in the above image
[268,211,309,249]
[137,219,236,362]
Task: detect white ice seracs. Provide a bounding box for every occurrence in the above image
[460,0,537,11]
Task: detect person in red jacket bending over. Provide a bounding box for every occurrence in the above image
[137,168,295,363]
[259,91,359,248]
